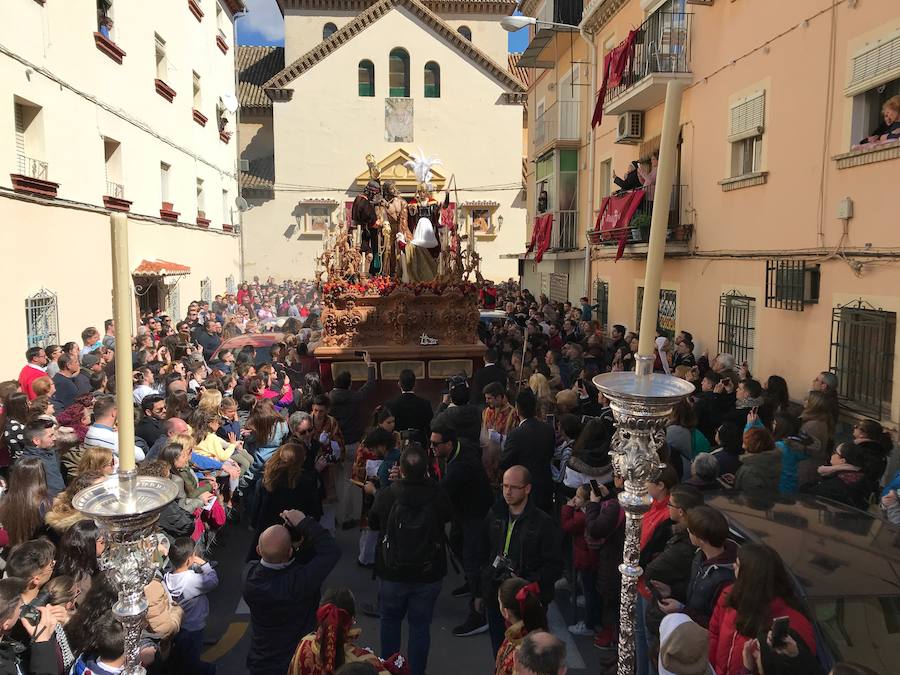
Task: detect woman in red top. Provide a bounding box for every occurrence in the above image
[708,542,815,675]
[561,484,600,637]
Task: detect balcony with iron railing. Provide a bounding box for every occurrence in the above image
[518,0,582,68]
[17,154,48,180]
[11,153,59,198]
[106,181,124,199]
[532,100,581,154]
[550,210,578,250]
[604,11,693,116]
[588,185,693,255]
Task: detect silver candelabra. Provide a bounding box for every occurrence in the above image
[594,355,694,675]
[74,471,178,675]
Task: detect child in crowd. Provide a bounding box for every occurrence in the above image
[164,537,219,675]
[562,484,600,638]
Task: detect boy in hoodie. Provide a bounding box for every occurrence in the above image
[164,537,219,675]
[72,611,126,675]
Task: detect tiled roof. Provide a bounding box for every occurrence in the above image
[133,259,191,276]
[237,46,285,109]
[265,0,525,94]
[240,157,275,191]
[278,0,516,12]
[508,52,531,88]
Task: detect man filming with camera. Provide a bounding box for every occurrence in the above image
[480,465,563,656]
[242,508,340,675]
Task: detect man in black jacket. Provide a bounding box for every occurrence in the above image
[431,376,482,445]
[500,389,555,513]
[242,509,340,675]
[0,577,63,675]
[385,369,433,442]
[471,349,508,406]
[430,419,493,636]
[50,353,82,411]
[480,465,563,655]
[368,444,452,675]
[328,352,376,448]
[135,395,167,448]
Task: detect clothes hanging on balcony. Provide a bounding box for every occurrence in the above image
[591,29,638,129]
[526,213,554,263]
[594,189,644,261]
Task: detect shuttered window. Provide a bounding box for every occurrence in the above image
[14,103,25,157]
[728,91,765,142]
[847,31,900,96]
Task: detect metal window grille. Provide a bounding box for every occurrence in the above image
[166,282,181,320]
[830,299,896,419]
[765,260,819,311]
[225,275,236,295]
[200,278,212,305]
[594,280,609,329]
[718,291,756,369]
[25,289,59,348]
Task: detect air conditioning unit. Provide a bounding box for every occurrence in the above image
[616,111,643,144]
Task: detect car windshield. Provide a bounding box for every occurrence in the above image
[809,596,900,672]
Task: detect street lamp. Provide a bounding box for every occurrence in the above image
[499,15,577,32]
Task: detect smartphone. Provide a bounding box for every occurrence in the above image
[648,582,665,604]
[589,479,602,497]
[771,616,790,647]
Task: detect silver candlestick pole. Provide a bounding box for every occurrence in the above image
[74,474,177,674]
[594,356,693,675]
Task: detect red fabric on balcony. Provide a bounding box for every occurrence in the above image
[526,213,554,264]
[595,190,644,261]
[591,29,638,129]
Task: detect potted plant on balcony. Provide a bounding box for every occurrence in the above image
[631,212,651,242]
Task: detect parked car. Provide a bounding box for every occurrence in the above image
[211,332,287,366]
[707,491,900,674]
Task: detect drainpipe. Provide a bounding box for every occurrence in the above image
[234,10,249,282]
[579,25,596,299]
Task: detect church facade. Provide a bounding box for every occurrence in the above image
[238,0,527,282]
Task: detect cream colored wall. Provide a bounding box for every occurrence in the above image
[1,0,240,228]
[244,6,524,282]
[0,197,241,377]
[585,0,900,423]
[283,10,361,64]
[435,15,509,67]
[239,112,275,162]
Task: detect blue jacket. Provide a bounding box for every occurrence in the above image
[745,420,815,493]
[18,445,65,497]
[882,469,900,497]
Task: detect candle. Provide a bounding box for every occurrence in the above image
[109,212,137,473]
[636,80,685,361]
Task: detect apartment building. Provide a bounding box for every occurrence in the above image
[0,0,244,374]
[237,0,527,283]
[518,0,900,427]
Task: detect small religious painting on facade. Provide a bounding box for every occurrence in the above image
[385,98,414,142]
[473,208,492,234]
[308,206,331,233]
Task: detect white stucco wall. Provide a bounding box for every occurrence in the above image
[243,6,524,282]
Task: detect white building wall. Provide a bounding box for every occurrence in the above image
[244,7,524,281]
[0,0,242,372]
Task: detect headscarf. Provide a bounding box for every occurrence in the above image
[656,336,671,375]
[315,603,353,673]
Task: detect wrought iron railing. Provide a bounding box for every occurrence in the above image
[533,100,580,151]
[550,210,578,250]
[588,185,691,246]
[17,154,48,180]
[106,181,124,199]
[605,12,692,103]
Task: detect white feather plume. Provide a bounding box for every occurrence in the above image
[404,147,442,185]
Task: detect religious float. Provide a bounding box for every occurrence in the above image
[313,151,487,396]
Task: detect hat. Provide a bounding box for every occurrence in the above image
[82,353,101,368]
[659,614,711,675]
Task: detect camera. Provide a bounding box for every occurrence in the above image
[20,590,49,626]
[491,554,516,583]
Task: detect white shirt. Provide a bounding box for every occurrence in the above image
[85,424,146,462]
[133,384,155,405]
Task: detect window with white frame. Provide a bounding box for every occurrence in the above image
[14,99,46,179]
[155,34,168,81]
[305,205,332,233]
[196,178,205,216]
[192,72,202,109]
[160,162,171,204]
[222,188,230,225]
[728,91,765,177]
[846,30,900,147]
[104,138,123,198]
[225,275,236,295]
[25,289,59,348]
[599,158,612,198]
[200,277,212,305]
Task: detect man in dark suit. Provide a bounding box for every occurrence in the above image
[499,389,555,513]
[386,369,433,442]
[471,349,508,406]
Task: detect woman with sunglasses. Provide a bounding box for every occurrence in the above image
[802,442,873,509]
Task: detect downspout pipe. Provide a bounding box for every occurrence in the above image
[579,25,596,300]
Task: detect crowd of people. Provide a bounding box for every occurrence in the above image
[0,278,894,675]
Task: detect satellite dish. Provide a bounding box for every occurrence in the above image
[236,196,250,212]
[221,93,239,113]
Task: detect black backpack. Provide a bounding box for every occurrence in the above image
[381,492,443,576]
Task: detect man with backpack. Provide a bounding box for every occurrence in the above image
[368,443,453,675]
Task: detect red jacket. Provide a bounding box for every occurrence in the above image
[708,586,816,675]
[560,505,599,571]
[18,364,45,400]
